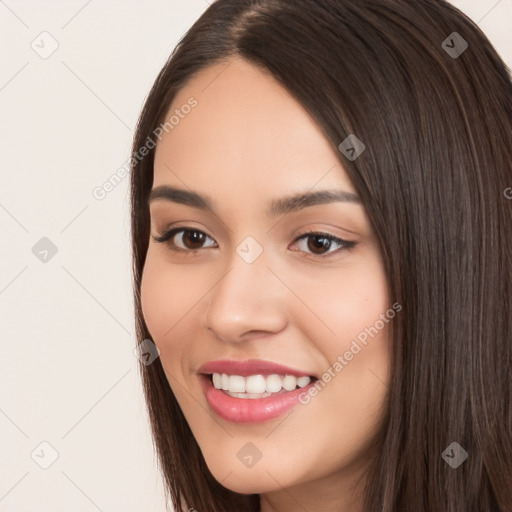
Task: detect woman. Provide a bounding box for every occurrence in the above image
[130,1,512,510]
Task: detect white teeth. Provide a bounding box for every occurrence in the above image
[228,375,246,393]
[212,373,221,389]
[211,373,312,396]
[265,374,282,393]
[227,391,272,399]
[282,375,297,391]
[297,376,311,388]
[245,375,266,394]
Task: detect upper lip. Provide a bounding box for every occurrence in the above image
[198,359,317,378]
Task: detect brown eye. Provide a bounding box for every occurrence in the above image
[153,228,217,252]
[306,234,334,255]
[291,231,356,259]
[181,230,207,249]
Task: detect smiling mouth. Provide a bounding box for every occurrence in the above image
[206,372,318,399]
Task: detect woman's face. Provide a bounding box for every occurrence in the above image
[141,56,392,509]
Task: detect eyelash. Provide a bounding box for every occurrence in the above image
[152,227,357,260]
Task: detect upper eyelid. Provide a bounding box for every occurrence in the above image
[155,226,349,249]
[156,226,345,239]
[163,229,355,262]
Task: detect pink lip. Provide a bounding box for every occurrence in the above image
[197,359,315,378]
[197,359,317,424]
[199,375,316,423]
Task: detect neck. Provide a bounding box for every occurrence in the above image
[259,456,370,512]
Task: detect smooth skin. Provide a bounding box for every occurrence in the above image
[141,56,392,512]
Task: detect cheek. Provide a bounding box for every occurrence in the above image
[293,252,389,351]
[291,250,392,422]
[329,265,388,340]
[140,248,200,353]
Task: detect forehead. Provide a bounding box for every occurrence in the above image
[153,56,355,196]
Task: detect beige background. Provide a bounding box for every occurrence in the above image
[0,1,510,510]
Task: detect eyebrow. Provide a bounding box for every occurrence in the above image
[148,185,361,217]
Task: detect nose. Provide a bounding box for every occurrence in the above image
[202,253,288,343]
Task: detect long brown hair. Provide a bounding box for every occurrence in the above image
[130,1,512,510]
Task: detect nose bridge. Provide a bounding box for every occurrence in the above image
[203,244,287,342]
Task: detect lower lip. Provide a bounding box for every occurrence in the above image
[200,375,315,423]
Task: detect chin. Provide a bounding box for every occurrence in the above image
[205,460,281,494]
